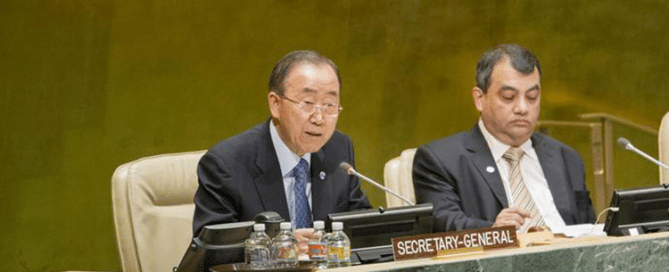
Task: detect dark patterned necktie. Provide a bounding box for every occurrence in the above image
[293,158,312,228]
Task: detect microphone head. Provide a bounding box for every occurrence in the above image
[617,137,632,150]
[339,162,355,175]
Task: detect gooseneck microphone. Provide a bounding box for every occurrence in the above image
[339,162,416,206]
[617,137,669,171]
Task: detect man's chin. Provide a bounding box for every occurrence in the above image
[510,133,533,145]
[300,134,334,153]
[298,143,327,154]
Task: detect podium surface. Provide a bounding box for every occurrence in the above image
[324,231,669,272]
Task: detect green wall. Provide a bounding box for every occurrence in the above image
[1,0,668,271]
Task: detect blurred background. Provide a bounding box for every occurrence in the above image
[1,0,667,270]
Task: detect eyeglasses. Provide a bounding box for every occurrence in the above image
[279,95,343,117]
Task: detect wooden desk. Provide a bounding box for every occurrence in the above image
[326,232,669,271]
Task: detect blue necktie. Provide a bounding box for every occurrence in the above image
[293,158,313,228]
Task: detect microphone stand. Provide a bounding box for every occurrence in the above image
[619,137,669,172]
[348,168,416,206]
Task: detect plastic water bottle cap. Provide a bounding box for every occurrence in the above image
[332,222,343,231]
[253,223,265,231]
[313,221,325,230]
[280,222,292,230]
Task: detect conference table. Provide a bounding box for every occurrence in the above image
[327,231,669,272]
[210,231,669,271]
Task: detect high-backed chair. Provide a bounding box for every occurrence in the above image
[383,148,417,207]
[660,112,669,184]
[111,150,206,272]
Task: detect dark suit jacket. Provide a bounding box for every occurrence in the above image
[413,124,595,232]
[193,120,371,236]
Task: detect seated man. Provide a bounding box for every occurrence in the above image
[193,50,371,248]
[413,44,595,233]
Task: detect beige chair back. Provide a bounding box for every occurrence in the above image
[112,150,206,272]
[660,112,669,184]
[383,148,417,207]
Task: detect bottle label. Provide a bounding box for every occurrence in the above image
[277,245,297,259]
[328,245,349,260]
[247,247,269,261]
[309,243,326,260]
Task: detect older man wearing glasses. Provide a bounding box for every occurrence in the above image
[193,50,371,250]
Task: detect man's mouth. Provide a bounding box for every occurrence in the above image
[511,120,531,126]
[306,131,322,137]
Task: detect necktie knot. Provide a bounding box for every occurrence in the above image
[293,158,309,179]
[503,147,525,164]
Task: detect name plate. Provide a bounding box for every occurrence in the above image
[391,226,519,261]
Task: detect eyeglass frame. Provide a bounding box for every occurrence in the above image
[277,94,343,117]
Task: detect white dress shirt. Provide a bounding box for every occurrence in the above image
[269,120,312,229]
[478,120,566,231]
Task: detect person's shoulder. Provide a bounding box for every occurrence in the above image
[331,129,350,140]
[420,130,470,153]
[318,130,353,160]
[206,121,266,159]
[532,132,580,156]
[324,129,352,147]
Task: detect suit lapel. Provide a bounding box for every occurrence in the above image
[467,125,509,208]
[253,120,291,221]
[533,134,570,216]
[310,149,332,220]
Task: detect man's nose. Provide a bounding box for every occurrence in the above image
[514,98,529,115]
[309,107,325,125]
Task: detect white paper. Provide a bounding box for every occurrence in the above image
[552,223,606,237]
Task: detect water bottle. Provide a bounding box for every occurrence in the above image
[270,222,299,268]
[244,223,271,269]
[326,222,351,268]
[308,221,327,269]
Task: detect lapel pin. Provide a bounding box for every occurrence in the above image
[319,171,326,180]
[486,166,495,173]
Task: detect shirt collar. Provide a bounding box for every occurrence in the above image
[478,119,536,162]
[269,119,311,177]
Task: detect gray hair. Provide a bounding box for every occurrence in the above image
[268,50,340,95]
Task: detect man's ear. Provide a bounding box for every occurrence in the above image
[268,91,281,119]
[472,87,485,113]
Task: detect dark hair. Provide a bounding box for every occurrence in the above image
[475,44,542,93]
[268,50,341,95]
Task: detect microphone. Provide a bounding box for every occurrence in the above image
[339,162,415,206]
[617,137,669,171]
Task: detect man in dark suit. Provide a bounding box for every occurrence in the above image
[193,50,371,247]
[413,44,595,233]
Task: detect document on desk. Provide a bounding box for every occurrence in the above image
[552,223,606,237]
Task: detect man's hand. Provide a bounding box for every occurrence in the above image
[294,228,318,255]
[493,207,531,229]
